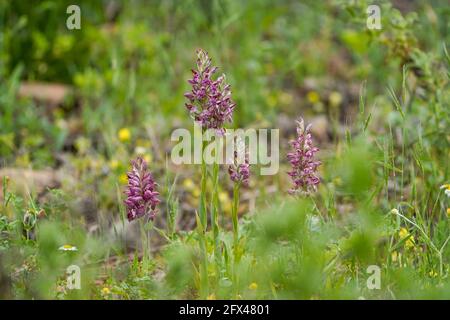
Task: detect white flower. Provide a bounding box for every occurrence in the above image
[390,208,399,215]
[440,184,450,198]
[59,244,78,251]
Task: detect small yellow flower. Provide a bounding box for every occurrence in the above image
[109,159,119,170]
[399,228,415,248]
[440,184,450,198]
[329,91,343,108]
[307,91,320,104]
[207,293,216,300]
[118,128,131,142]
[249,282,258,290]
[406,236,415,248]
[447,208,450,217]
[429,270,438,278]
[119,173,128,185]
[59,244,78,251]
[219,192,232,214]
[219,191,229,203]
[399,227,408,239]
[391,251,398,262]
[101,287,111,295]
[143,154,152,164]
[183,178,195,191]
[192,187,201,198]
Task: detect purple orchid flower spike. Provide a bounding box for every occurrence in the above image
[184,48,236,135]
[287,118,321,195]
[124,157,160,221]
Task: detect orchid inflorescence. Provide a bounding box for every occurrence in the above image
[184,49,236,136]
[287,118,321,195]
[228,137,250,186]
[124,157,160,222]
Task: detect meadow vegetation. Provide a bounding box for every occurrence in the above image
[0,0,449,299]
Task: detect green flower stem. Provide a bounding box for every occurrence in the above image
[231,182,241,296]
[199,139,209,298]
[232,182,240,261]
[211,161,221,268]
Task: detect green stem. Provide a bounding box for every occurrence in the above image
[232,183,240,261]
[198,138,209,298]
[231,182,241,297]
[211,161,221,269]
[200,141,208,229]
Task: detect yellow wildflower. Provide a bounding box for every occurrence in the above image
[440,184,450,198]
[101,287,111,295]
[399,228,415,249]
[118,128,131,142]
[447,208,450,217]
[329,91,343,108]
[143,154,152,164]
[399,227,408,239]
[109,159,119,170]
[119,173,128,185]
[391,251,398,262]
[429,270,438,278]
[192,187,201,198]
[183,178,195,191]
[406,237,415,248]
[219,191,229,203]
[249,282,258,290]
[307,91,320,104]
[219,192,232,213]
[207,293,216,300]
